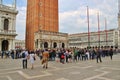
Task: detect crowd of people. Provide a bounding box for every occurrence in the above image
[0,47,119,69]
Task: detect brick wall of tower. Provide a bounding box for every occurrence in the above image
[26,0,58,50]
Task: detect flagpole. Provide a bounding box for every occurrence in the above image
[87,6,90,49]
[105,18,107,46]
[97,12,100,47]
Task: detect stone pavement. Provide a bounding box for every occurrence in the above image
[0,54,120,80]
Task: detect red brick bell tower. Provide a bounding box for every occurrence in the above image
[26,0,59,50]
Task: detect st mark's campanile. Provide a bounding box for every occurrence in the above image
[26,0,59,50]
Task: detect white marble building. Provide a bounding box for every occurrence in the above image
[69,29,119,48]
[69,0,120,49]
[0,0,18,51]
[15,39,25,49]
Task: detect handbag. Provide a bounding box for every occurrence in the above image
[33,56,36,60]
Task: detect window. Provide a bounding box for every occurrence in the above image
[39,13,42,17]
[4,19,9,30]
[39,2,42,6]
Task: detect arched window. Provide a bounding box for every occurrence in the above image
[4,19,9,30]
[44,42,48,48]
[2,40,9,51]
[53,42,57,48]
[62,43,65,48]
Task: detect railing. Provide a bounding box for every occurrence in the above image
[0,30,17,35]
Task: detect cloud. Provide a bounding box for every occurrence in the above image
[15,0,118,40]
[59,7,102,33]
[59,0,118,34]
[16,6,26,40]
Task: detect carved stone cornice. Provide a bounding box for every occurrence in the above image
[0,4,18,14]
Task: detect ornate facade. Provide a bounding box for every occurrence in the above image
[34,30,68,49]
[69,29,118,48]
[15,39,25,49]
[0,0,18,51]
[26,0,59,50]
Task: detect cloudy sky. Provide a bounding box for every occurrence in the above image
[2,0,119,40]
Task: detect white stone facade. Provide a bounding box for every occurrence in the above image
[34,30,68,49]
[69,29,119,48]
[15,39,25,49]
[0,1,18,51]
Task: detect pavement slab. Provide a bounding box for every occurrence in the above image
[0,54,120,80]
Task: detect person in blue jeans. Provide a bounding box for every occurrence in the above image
[22,50,29,69]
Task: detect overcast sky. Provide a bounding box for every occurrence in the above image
[2,0,119,40]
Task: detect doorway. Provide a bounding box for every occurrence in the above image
[2,40,9,51]
[44,42,48,48]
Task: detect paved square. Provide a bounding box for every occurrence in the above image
[0,54,120,80]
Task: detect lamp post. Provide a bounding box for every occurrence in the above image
[87,6,90,49]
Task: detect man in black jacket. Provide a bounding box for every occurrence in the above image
[109,48,113,60]
[96,48,102,63]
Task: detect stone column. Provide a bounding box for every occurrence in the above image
[118,30,120,48]
[112,31,115,47]
[13,0,16,9]
[8,19,12,30]
[0,39,1,51]
[0,0,2,4]
[1,17,4,30]
[50,40,53,48]
[59,42,61,48]
[38,41,40,49]
[12,18,16,31]
[9,19,12,31]
[39,41,42,49]
[8,40,11,51]
[13,39,15,49]
[48,42,51,48]
[0,17,2,30]
[9,39,15,50]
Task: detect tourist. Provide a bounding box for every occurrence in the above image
[29,50,36,69]
[109,48,113,60]
[41,49,49,69]
[96,48,102,63]
[22,49,29,69]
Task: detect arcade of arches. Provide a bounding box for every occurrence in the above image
[34,30,68,49]
[35,41,65,49]
[39,41,65,49]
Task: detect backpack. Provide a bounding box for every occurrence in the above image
[61,55,64,59]
[22,52,25,58]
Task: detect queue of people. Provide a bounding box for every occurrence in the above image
[0,47,117,70]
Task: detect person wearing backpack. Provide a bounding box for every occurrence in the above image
[22,50,29,69]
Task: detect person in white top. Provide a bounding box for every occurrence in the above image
[86,50,89,60]
[29,50,35,69]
